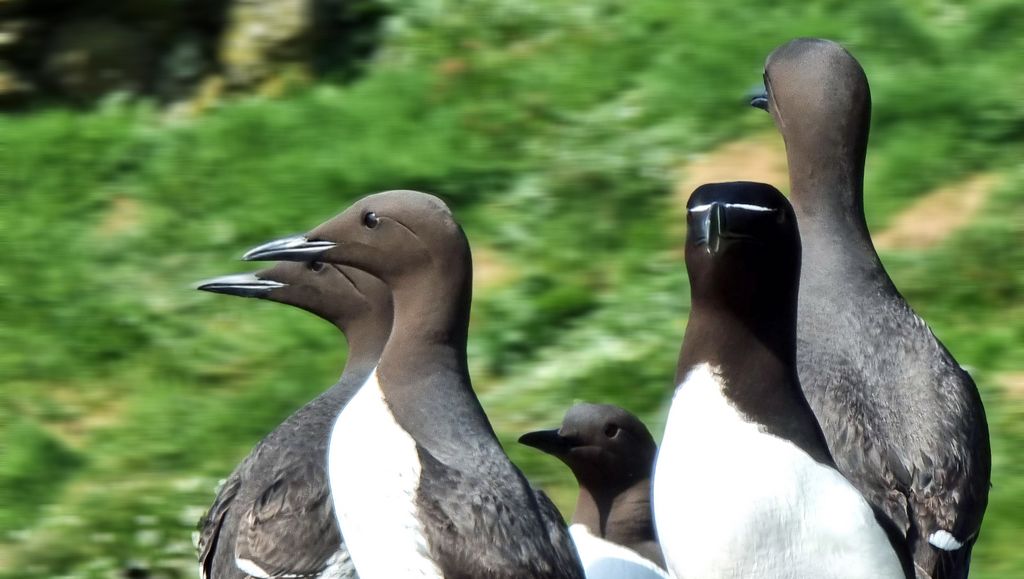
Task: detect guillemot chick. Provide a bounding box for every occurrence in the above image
[520,403,669,578]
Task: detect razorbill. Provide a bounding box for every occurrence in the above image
[653,181,912,578]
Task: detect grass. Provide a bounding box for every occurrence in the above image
[1,0,1022,576]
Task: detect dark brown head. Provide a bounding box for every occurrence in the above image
[685,181,800,321]
[752,38,871,203]
[241,190,470,287]
[195,261,392,337]
[519,403,657,491]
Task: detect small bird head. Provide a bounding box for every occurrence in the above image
[684,181,800,315]
[242,190,470,286]
[196,261,392,334]
[519,403,657,489]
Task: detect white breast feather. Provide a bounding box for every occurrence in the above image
[652,363,906,579]
[569,524,670,579]
[327,369,442,577]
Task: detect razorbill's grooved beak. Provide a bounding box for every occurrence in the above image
[690,202,726,254]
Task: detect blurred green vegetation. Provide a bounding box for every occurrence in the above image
[2,0,1023,577]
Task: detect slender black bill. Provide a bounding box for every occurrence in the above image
[242,234,336,262]
[195,272,286,298]
[518,429,576,456]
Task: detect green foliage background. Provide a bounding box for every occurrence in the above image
[2,1,1022,577]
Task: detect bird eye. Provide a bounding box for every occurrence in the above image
[363,211,379,229]
[308,261,325,272]
[604,424,620,438]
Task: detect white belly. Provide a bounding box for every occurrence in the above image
[652,363,905,579]
[569,524,670,579]
[327,369,442,577]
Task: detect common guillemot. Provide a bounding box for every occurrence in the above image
[752,38,991,579]
[242,190,585,578]
[195,261,393,579]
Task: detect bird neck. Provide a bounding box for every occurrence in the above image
[379,258,472,371]
[782,108,886,268]
[677,304,834,464]
[786,123,864,205]
[370,256,501,455]
[572,478,656,545]
[786,141,894,302]
[338,331,386,384]
[676,298,797,387]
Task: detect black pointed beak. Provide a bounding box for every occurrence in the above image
[747,83,769,111]
[518,429,576,456]
[242,234,336,262]
[195,273,286,298]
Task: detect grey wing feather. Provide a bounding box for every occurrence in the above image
[805,343,989,579]
[198,474,243,579]
[831,417,912,533]
[533,489,584,568]
[235,461,355,578]
[416,447,585,579]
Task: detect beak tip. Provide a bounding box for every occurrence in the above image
[517,432,541,447]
